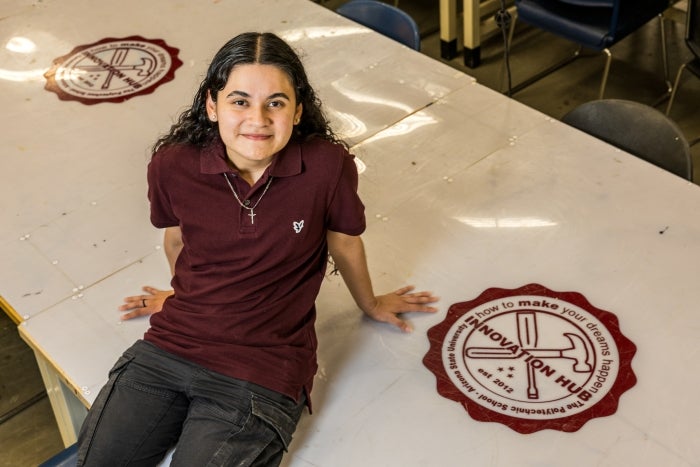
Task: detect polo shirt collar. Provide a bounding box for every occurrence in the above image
[200,138,302,178]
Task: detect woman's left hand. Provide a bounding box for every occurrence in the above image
[118,285,174,320]
[363,285,439,333]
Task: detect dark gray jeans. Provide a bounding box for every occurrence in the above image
[77,340,305,467]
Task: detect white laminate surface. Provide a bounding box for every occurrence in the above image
[283,105,700,466]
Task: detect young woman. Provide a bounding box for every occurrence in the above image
[77,32,438,466]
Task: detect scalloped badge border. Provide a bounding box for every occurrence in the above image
[423,284,637,434]
[44,36,182,105]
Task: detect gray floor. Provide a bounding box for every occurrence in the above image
[1,2,698,466]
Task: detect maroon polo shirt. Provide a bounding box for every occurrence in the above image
[144,137,365,404]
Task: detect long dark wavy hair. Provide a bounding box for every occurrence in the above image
[152,32,343,154]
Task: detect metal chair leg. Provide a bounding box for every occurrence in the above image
[666,63,687,115]
[507,11,517,48]
[598,48,612,99]
[498,11,518,93]
[659,13,672,93]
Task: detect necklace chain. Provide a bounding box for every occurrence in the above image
[223,173,273,225]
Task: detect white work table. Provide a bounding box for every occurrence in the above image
[1,0,699,466]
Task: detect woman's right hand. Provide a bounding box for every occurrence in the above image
[118,286,174,320]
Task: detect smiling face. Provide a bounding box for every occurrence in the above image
[206,63,302,179]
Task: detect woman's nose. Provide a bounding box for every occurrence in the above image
[248,106,268,125]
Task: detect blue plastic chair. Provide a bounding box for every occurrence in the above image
[336,0,421,50]
[508,0,671,98]
[39,443,78,467]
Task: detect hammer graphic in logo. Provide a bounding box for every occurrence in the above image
[466,311,593,400]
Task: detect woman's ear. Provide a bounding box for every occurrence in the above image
[294,103,303,125]
[206,90,217,122]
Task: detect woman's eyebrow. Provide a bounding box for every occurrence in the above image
[225,90,291,101]
[226,90,250,98]
[268,92,291,101]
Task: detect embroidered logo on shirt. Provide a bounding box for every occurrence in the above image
[293,220,304,233]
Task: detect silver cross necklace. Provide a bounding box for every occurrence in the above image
[223,173,273,225]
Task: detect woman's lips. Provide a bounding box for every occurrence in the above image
[242,133,271,140]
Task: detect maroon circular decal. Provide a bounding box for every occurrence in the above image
[423,284,637,433]
[44,36,182,104]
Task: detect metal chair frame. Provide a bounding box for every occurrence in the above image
[666,0,700,116]
[505,0,671,99]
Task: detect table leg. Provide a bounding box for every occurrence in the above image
[463,0,481,68]
[439,0,459,59]
[18,326,88,448]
